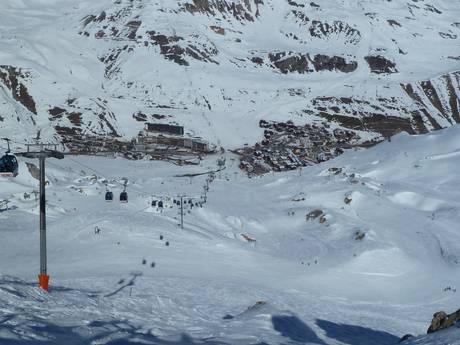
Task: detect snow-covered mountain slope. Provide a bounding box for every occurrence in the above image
[405,327,460,345]
[0,0,459,152]
[1,122,459,343]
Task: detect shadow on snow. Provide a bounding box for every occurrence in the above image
[316,319,400,345]
[0,318,232,345]
[272,315,327,344]
[0,315,402,345]
[0,277,400,345]
[270,315,400,345]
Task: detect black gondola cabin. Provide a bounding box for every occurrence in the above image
[105,191,113,202]
[0,154,18,177]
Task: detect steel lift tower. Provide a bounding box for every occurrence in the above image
[18,144,64,291]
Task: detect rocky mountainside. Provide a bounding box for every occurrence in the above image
[0,0,458,165]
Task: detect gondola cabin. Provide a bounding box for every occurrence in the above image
[120,191,128,203]
[105,191,113,202]
[0,153,18,177]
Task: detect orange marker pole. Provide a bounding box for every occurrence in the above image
[39,274,49,291]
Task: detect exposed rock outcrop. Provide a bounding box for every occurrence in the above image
[309,20,361,44]
[365,55,398,74]
[0,66,37,114]
[182,0,263,22]
[307,209,324,221]
[268,52,311,74]
[399,334,414,343]
[49,97,121,145]
[255,52,357,74]
[402,71,460,130]
[285,9,361,45]
[311,54,357,73]
[146,31,218,66]
[427,309,460,334]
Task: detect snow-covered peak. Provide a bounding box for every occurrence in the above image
[0,0,458,157]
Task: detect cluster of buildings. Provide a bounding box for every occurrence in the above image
[236,120,359,175]
[64,123,214,163]
[135,123,211,154]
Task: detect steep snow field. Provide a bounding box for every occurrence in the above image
[0,0,459,147]
[1,125,460,344]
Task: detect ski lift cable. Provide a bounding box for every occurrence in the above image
[1,138,63,152]
[6,138,63,146]
[0,140,24,152]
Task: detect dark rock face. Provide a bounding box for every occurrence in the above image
[48,107,66,119]
[182,0,263,22]
[49,97,120,145]
[144,30,219,66]
[126,20,142,39]
[268,52,311,74]
[402,71,460,128]
[420,80,451,120]
[284,9,361,45]
[0,65,37,114]
[147,31,189,66]
[427,309,460,334]
[365,55,398,74]
[424,4,442,14]
[311,54,357,73]
[399,334,414,343]
[318,111,414,138]
[80,3,220,69]
[306,209,324,221]
[443,74,460,123]
[261,52,357,74]
[290,9,309,25]
[307,96,416,138]
[99,46,126,79]
[387,19,401,27]
[354,230,365,240]
[133,112,147,122]
[251,56,264,65]
[309,20,361,44]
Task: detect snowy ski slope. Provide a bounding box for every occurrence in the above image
[0,124,460,343]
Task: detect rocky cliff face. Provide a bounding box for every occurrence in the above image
[427,309,460,334]
[0,0,458,163]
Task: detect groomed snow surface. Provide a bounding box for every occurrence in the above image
[1,126,460,344]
